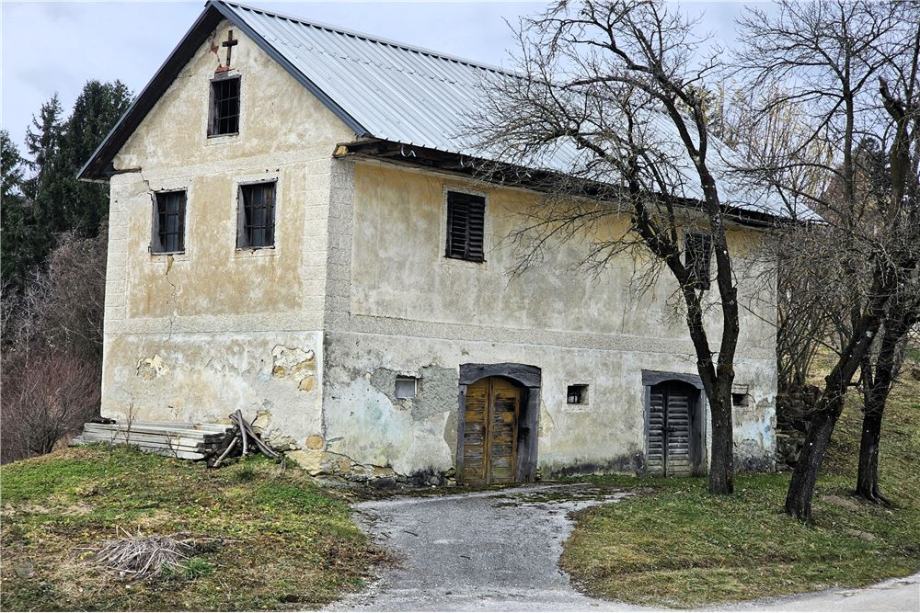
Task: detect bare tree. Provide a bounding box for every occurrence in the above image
[736,0,920,519]
[469,0,775,494]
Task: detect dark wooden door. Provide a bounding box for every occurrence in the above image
[647,382,696,476]
[462,377,521,485]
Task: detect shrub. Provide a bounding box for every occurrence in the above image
[0,351,100,463]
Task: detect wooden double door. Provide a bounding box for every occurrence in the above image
[647,381,701,476]
[461,377,522,486]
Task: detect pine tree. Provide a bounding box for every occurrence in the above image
[1,130,36,289]
[34,80,132,240]
[23,94,63,201]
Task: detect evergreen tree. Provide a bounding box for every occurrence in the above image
[34,80,132,240]
[23,94,63,201]
[1,130,37,289]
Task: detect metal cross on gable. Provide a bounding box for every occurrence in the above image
[222,30,238,68]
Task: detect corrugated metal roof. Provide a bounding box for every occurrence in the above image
[222,1,812,219]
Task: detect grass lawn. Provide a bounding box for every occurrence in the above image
[561,358,920,608]
[0,447,383,610]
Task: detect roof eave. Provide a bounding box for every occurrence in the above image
[334,138,794,227]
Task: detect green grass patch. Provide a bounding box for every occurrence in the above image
[0,447,384,611]
[561,362,920,608]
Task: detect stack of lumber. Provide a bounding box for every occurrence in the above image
[76,421,234,460]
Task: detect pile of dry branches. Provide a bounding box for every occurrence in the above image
[93,529,197,580]
[210,410,280,467]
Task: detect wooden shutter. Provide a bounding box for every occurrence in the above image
[665,390,692,476]
[446,192,485,262]
[647,388,666,476]
[647,383,694,477]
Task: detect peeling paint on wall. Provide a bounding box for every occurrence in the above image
[136,355,169,380]
[271,345,316,392]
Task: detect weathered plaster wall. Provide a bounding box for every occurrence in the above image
[320,160,777,479]
[101,20,354,448]
[99,19,777,480]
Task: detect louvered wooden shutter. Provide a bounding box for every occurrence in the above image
[446,192,485,262]
[647,383,694,476]
[647,388,666,476]
[665,390,692,476]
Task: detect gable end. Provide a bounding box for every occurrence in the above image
[78,0,368,181]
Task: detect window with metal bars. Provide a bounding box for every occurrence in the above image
[208,76,240,136]
[237,182,275,249]
[684,232,712,290]
[445,191,485,262]
[151,191,186,254]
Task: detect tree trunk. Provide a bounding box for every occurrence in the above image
[708,387,735,494]
[855,402,885,502]
[784,393,845,520]
[855,305,915,503]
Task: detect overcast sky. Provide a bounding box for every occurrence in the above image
[1,1,755,154]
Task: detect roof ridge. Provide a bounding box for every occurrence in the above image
[216,0,516,77]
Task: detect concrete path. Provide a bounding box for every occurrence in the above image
[328,483,920,612]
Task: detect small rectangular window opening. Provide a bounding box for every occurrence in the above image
[395,376,418,399]
[567,384,588,405]
[445,191,485,262]
[209,76,240,136]
[732,393,750,407]
[685,232,712,291]
[237,182,276,249]
[151,191,186,254]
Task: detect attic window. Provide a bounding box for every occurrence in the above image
[395,376,418,399]
[445,191,485,262]
[567,384,588,405]
[209,75,240,136]
[685,232,712,291]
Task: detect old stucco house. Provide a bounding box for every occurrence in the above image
[80,0,785,485]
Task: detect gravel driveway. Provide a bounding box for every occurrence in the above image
[327,483,920,612]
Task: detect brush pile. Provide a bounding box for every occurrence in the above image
[93,530,197,580]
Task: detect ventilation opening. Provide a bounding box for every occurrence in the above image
[567,384,588,405]
[395,376,418,399]
[732,393,750,407]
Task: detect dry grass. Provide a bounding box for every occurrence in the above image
[0,447,384,610]
[92,530,198,580]
[561,357,920,608]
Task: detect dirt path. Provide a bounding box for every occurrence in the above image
[328,483,920,612]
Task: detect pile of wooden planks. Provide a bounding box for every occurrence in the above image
[76,421,234,461]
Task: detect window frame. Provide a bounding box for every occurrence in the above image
[236,180,277,251]
[150,190,187,255]
[445,190,486,263]
[208,74,241,138]
[684,232,713,291]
